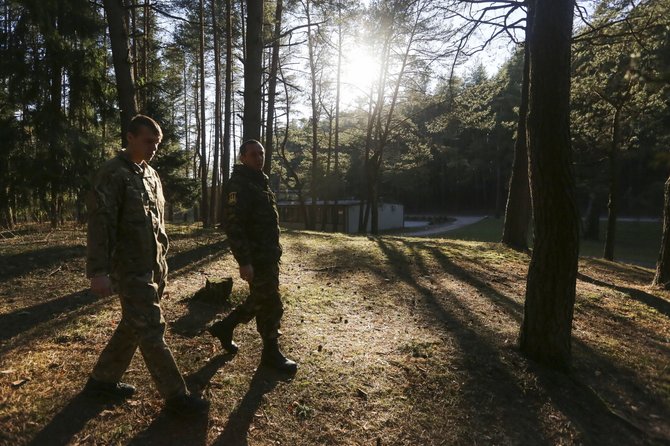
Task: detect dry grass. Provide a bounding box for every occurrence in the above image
[0,223,668,445]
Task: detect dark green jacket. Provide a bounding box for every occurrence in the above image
[86,151,169,278]
[224,164,281,266]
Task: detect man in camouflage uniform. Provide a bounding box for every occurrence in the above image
[85,115,208,415]
[208,139,297,373]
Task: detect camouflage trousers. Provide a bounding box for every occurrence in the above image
[235,262,284,341]
[91,268,187,400]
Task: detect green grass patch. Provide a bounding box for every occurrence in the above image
[441,217,661,267]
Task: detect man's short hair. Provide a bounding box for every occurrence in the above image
[240,139,263,156]
[128,114,163,140]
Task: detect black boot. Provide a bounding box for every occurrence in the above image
[261,338,297,373]
[208,310,240,353]
[165,393,210,417]
[83,377,135,399]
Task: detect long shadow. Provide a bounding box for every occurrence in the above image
[0,288,99,341]
[170,298,229,338]
[577,272,670,318]
[185,353,235,393]
[212,367,294,446]
[126,407,210,446]
[126,354,234,446]
[26,392,108,446]
[0,244,86,281]
[1,237,230,351]
[373,237,550,444]
[168,239,228,273]
[374,237,648,445]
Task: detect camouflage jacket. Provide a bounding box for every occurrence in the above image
[223,164,281,266]
[86,151,169,278]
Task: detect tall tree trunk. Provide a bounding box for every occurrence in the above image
[653,175,670,288]
[209,0,222,226]
[199,0,209,225]
[219,0,233,225]
[519,0,579,371]
[102,0,138,147]
[306,0,319,230]
[242,0,263,141]
[264,0,282,176]
[332,5,342,232]
[502,24,532,251]
[603,105,623,261]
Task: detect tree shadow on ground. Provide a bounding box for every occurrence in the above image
[1,237,229,355]
[26,393,109,446]
[212,367,294,446]
[372,237,654,445]
[0,288,100,342]
[168,239,228,273]
[0,244,86,282]
[577,272,670,318]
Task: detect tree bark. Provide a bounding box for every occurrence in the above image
[199,0,209,225]
[519,0,580,371]
[242,0,263,141]
[306,0,319,230]
[209,0,222,226]
[603,105,623,261]
[102,0,138,147]
[653,176,670,288]
[264,0,282,176]
[219,0,233,225]
[332,5,342,232]
[502,22,532,251]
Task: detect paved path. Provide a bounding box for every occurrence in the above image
[403,216,488,237]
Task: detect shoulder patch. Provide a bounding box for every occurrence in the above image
[228,192,237,205]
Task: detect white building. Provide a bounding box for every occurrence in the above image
[277,199,404,233]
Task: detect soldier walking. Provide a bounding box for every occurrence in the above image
[84,115,208,415]
[208,140,297,373]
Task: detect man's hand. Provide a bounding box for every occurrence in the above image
[239,264,254,282]
[90,275,113,297]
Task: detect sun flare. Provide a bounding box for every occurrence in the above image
[339,43,381,108]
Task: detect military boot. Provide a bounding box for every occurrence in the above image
[261,338,297,373]
[84,377,136,399]
[207,309,241,353]
[165,393,210,417]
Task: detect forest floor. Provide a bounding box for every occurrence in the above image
[0,223,669,446]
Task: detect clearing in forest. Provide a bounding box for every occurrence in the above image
[0,224,668,445]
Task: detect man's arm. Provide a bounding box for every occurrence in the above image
[86,167,123,295]
[223,181,253,277]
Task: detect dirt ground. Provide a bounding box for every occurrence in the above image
[0,223,668,445]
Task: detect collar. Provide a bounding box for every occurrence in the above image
[118,150,148,175]
[233,164,268,184]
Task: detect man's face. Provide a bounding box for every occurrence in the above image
[240,142,265,171]
[127,126,161,163]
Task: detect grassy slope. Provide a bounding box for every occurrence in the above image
[0,224,668,445]
[443,217,662,267]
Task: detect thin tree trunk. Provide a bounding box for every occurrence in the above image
[242,0,263,141]
[653,175,670,288]
[519,0,579,371]
[199,0,209,225]
[264,0,283,176]
[102,0,138,147]
[306,0,318,230]
[332,5,342,232]
[219,0,233,225]
[502,25,532,251]
[603,105,623,261]
[209,0,222,226]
